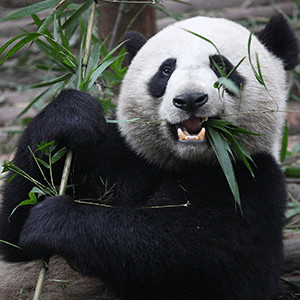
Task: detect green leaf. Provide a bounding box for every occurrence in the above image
[206,127,241,209]
[85,42,101,80]
[18,81,65,117]
[185,30,224,67]
[9,193,38,220]
[214,77,241,96]
[51,147,67,164]
[88,56,124,90]
[31,13,53,38]
[8,172,18,183]
[36,158,50,169]
[30,187,47,198]
[1,0,62,21]
[280,122,289,163]
[248,32,266,87]
[60,0,93,31]
[0,240,22,250]
[31,74,72,88]
[76,36,85,89]
[36,140,56,155]
[222,132,255,177]
[0,33,41,65]
[284,167,300,178]
[38,0,73,34]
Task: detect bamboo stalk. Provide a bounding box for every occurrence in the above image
[108,0,125,51]
[82,0,97,79]
[33,151,73,300]
[33,0,98,297]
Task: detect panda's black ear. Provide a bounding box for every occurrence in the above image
[124,31,148,64]
[256,14,299,70]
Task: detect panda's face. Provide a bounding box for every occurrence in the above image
[117,16,297,168]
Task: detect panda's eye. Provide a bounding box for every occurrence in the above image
[209,54,246,96]
[162,66,173,76]
[210,55,227,75]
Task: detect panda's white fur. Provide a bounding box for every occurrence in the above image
[117,16,287,169]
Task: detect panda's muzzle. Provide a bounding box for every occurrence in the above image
[172,92,208,143]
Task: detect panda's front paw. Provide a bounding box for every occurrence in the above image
[28,89,108,151]
[18,195,75,260]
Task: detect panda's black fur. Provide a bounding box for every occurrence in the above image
[0,15,299,299]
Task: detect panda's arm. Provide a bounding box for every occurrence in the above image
[0,89,108,261]
[16,155,286,298]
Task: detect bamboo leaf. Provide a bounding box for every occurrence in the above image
[9,193,38,220]
[36,140,56,155]
[31,13,53,38]
[248,32,266,87]
[31,74,72,88]
[280,122,289,163]
[51,147,67,164]
[222,132,255,177]
[87,56,123,90]
[60,0,93,31]
[1,0,62,21]
[8,172,18,183]
[38,0,73,34]
[0,33,41,65]
[284,167,300,178]
[0,240,22,250]
[76,36,85,89]
[36,158,50,169]
[18,82,65,118]
[206,127,241,209]
[214,77,241,96]
[185,30,224,68]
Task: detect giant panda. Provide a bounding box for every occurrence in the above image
[0,14,299,300]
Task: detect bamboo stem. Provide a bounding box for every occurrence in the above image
[82,0,97,79]
[33,1,98,297]
[108,0,125,51]
[58,151,73,195]
[33,151,73,300]
[32,259,49,300]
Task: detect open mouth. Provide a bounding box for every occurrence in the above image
[172,117,208,143]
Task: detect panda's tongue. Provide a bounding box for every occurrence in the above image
[177,117,207,142]
[181,117,202,133]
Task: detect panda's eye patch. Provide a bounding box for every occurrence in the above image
[149,58,176,98]
[209,54,246,95]
[209,55,230,76]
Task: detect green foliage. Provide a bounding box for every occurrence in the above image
[247,32,266,87]
[0,0,127,116]
[205,119,259,210]
[280,125,300,229]
[1,141,67,218]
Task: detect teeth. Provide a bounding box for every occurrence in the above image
[198,127,206,140]
[177,127,206,142]
[178,128,186,140]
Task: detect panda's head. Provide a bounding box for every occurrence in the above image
[117,15,299,169]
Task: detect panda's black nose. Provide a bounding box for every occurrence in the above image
[173,92,208,112]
